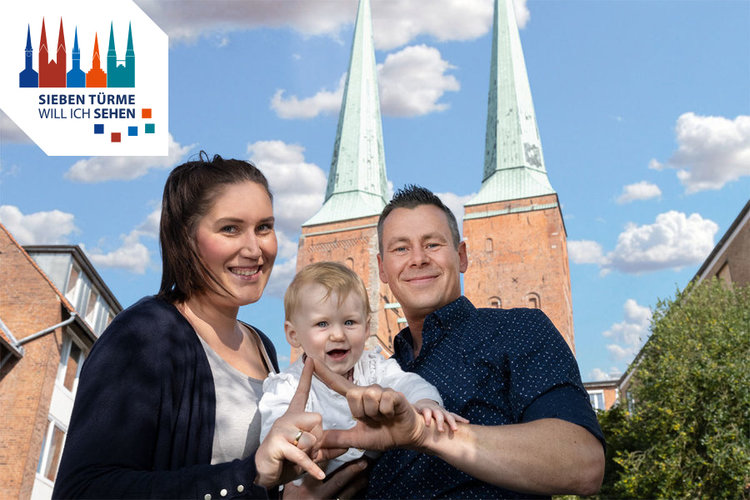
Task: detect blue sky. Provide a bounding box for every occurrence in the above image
[1,0,748,381]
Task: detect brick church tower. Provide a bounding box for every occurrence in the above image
[294,0,402,360]
[463,0,575,352]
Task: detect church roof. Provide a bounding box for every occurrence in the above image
[304,0,388,226]
[467,0,555,207]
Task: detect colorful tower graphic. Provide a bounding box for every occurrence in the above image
[38,18,66,88]
[19,25,38,88]
[294,0,395,360]
[107,22,135,88]
[86,33,107,88]
[66,28,85,88]
[462,0,575,352]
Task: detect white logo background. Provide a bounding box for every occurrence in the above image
[0,0,168,156]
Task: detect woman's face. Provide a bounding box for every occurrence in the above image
[194,180,277,310]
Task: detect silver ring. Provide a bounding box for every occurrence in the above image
[293,429,303,446]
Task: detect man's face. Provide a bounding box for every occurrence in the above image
[377,204,467,322]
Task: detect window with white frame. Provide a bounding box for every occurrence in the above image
[64,265,81,304]
[85,290,100,326]
[37,418,67,482]
[588,391,605,411]
[58,334,85,393]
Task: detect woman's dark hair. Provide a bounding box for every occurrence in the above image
[157,151,272,303]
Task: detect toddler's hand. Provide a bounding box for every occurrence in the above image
[413,399,469,432]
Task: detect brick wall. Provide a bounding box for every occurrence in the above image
[0,226,64,499]
[463,194,575,353]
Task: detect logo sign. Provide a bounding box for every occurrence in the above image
[0,0,168,156]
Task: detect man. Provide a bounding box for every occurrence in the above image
[318,185,605,498]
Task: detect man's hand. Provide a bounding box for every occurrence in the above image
[254,358,326,488]
[311,358,430,455]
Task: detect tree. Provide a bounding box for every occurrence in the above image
[597,279,750,498]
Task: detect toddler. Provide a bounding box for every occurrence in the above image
[259,261,465,480]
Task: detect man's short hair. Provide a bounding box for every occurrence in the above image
[284,261,372,321]
[377,184,461,254]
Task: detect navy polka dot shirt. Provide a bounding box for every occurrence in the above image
[366,296,604,499]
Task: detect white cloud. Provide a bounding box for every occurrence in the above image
[87,232,151,274]
[379,45,460,117]
[272,44,460,120]
[136,208,162,239]
[64,135,194,183]
[604,211,718,274]
[270,74,345,119]
[0,205,77,244]
[135,0,358,45]
[372,0,495,51]
[650,113,750,193]
[86,209,160,274]
[247,140,327,234]
[263,255,299,299]
[435,191,475,237]
[134,0,518,51]
[0,110,32,144]
[603,299,652,363]
[616,181,662,204]
[587,367,623,382]
[571,212,718,274]
[568,240,606,265]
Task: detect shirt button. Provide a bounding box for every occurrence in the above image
[237,485,245,493]
[204,495,211,500]
[220,489,228,497]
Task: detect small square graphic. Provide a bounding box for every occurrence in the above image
[142,108,152,119]
[94,124,104,134]
[128,126,138,136]
[145,123,155,134]
[111,132,121,143]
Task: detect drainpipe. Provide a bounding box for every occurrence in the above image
[17,312,78,346]
[0,313,78,371]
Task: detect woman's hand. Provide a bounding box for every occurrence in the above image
[282,458,369,500]
[254,358,326,488]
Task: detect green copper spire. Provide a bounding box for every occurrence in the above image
[304,0,388,226]
[466,0,555,207]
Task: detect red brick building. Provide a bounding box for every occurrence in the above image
[0,224,120,499]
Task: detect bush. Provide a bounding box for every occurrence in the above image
[597,280,750,498]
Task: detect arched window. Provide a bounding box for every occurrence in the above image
[489,296,501,308]
[526,292,540,309]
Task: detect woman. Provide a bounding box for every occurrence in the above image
[53,153,338,499]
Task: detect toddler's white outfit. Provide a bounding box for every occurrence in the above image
[259,348,442,482]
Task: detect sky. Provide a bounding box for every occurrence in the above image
[1,0,748,382]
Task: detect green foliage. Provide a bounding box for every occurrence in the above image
[598,280,750,499]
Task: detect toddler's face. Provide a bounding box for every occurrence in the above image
[286,283,369,376]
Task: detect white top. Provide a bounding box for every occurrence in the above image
[259,348,442,480]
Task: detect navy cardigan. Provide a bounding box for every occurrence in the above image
[53,296,280,499]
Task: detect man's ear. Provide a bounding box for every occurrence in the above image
[458,240,468,273]
[377,253,388,284]
[284,320,301,348]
